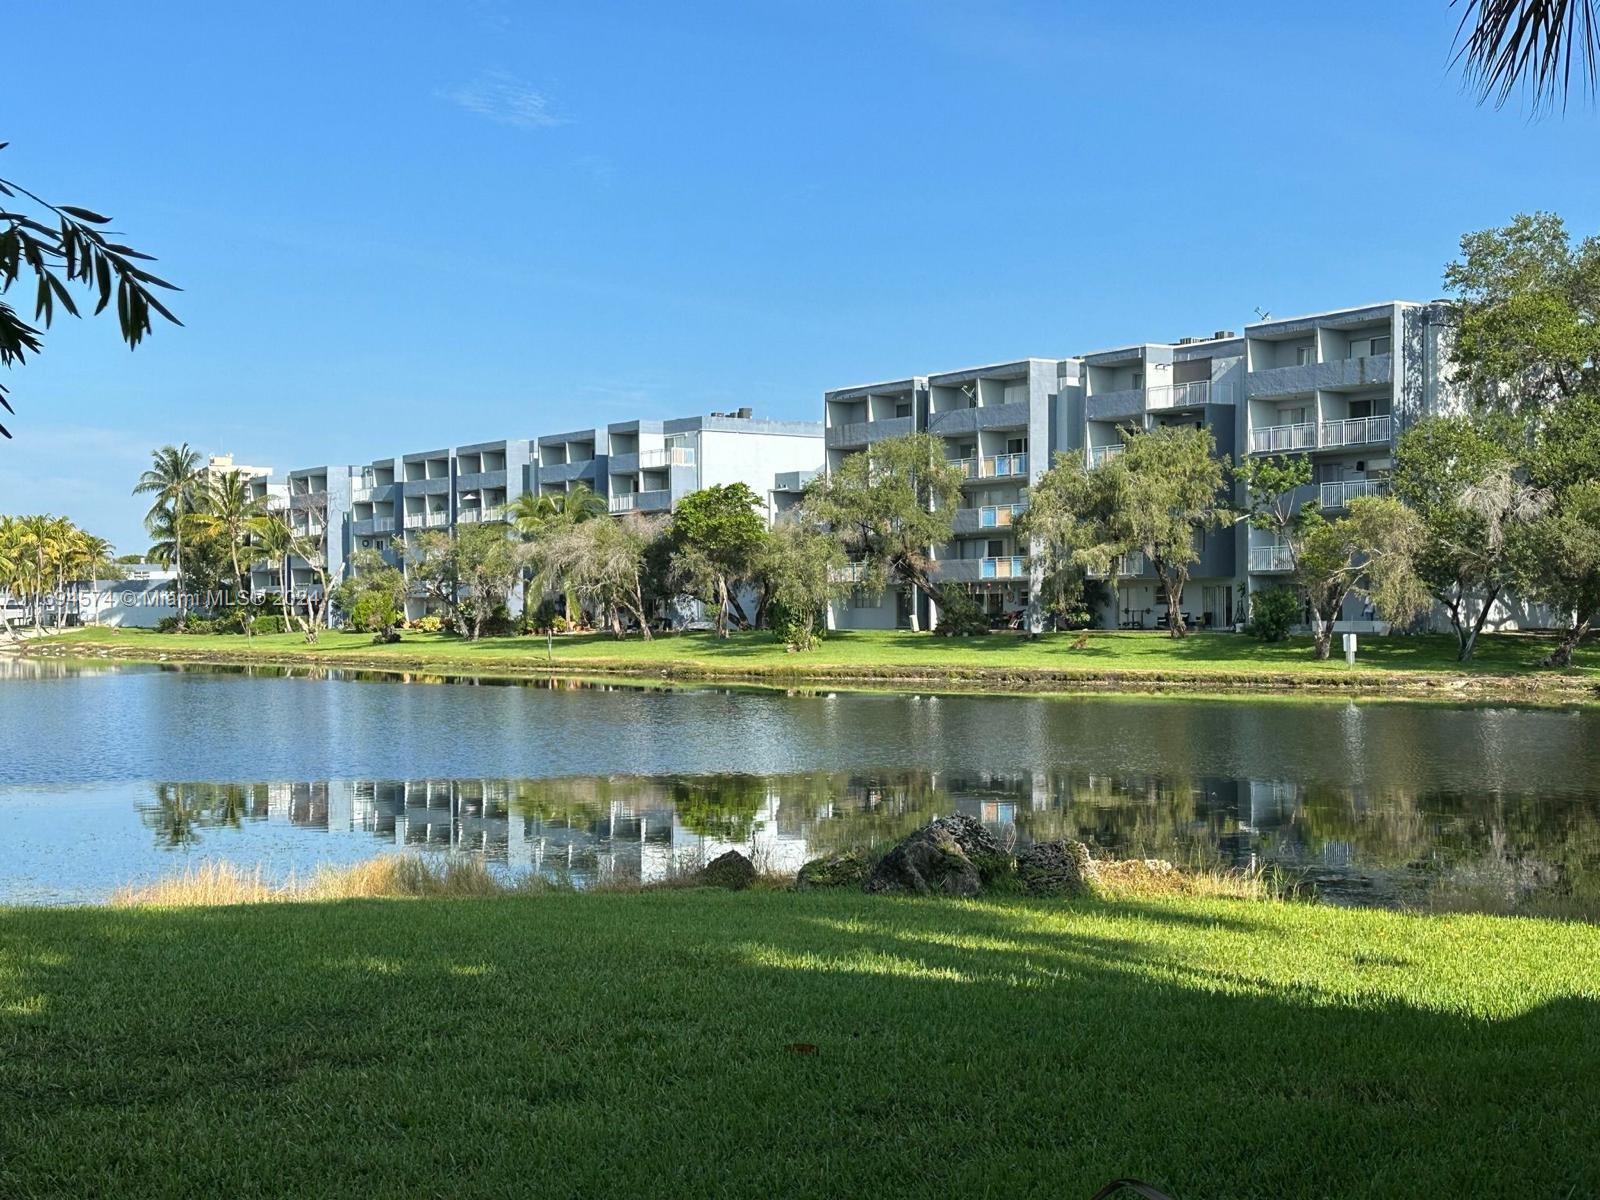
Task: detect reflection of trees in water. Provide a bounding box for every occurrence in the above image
[142,782,261,848]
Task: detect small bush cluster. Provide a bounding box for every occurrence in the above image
[1244,587,1299,642]
[934,590,991,637]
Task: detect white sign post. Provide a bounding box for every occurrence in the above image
[1343,632,1358,668]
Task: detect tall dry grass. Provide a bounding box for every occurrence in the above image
[111,855,531,908]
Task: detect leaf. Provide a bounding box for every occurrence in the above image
[58,205,111,224]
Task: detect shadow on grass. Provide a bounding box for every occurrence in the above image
[0,892,1595,1198]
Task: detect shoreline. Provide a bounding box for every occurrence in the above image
[23,632,1598,703]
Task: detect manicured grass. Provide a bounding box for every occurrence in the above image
[0,890,1595,1198]
[30,625,1600,689]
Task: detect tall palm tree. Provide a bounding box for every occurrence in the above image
[75,533,117,625]
[254,514,299,631]
[1457,0,1599,107]
[133,444,202,625]
[184,470,269,637]
[13,515,54,630]
[0,517,19,637]
[510,484,609,625]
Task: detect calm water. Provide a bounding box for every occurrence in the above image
[1,657,1598,907]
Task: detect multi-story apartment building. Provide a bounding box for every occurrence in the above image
[826,300,1455,634]
[246,410,823,619]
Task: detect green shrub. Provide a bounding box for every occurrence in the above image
[1245,587,1300,642]
[935,591,990,637]
[250,615,286,636]
[409,614,444,634]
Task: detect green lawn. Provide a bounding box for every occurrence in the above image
[0,890,1595,1198]
[27,625,1600,689]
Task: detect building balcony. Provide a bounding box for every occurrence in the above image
[456,506,507,525]
[351,517,397,537]
[1320,414,1392,449]
[609,489,671,514]
[1320,478,1388,509]
[404,511,450,529]
[1249,545,1295,573]
[352,483,396,504]
[1147,380,1228,410]
[288,492,325,511]
[639,447,696,469]
[927,400,1031,437]
[831,561,869,584]
[1085,387,1146,422]
[980,555,1028,581]
[1088,551,1146,579]
[955,452,1028,482]
[455,469,508,494]
[979,502,1027,529]
[1246,353,1393,399]
[1089,444,1124,467]
[1249,422,1317,454]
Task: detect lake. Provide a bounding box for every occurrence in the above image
[2,657,1597,908]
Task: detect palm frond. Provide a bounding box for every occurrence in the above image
[1455,0,1600,108]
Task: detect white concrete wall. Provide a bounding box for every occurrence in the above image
[698,430,825,521]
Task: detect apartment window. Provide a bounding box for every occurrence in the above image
[1295,345,1314,366]
[1371,334,1391,356]
[1007,437,1026,454]
[1131,371,1143,389]
[895,401,912,418]
[986,539,1004,558]
[851,588,881,609]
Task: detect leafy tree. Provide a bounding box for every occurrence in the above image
[1517,479,1600,665]
[406,524,527,641]
[538,514,664,638]
[1294,499,1432,660]
[0,143,180,438]
[1392,416,1546,661]
[799,433,963,632]
[1113,425,1230,638]
[669,483,767,638]
[755,522,848,651]
[1017,451,1126,629]
[183,470,270,637]
[332,549,406,642]
[1444,213,1600,417]
[1236,454,1314,553]
[133,444,203,625]
[1454,1,1599,109]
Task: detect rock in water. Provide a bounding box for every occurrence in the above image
[794,851,870,891]
[699,850,757,890]
[865,822,984,897]
[1015,840,1100,898]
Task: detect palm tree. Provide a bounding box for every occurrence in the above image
[184,470,269,637]
[133,444,202,626]
[0,517,19,637]
[1457,0,1599,107]
[510,484,609,625]
[75,533,117,625]
[13,515,54,630]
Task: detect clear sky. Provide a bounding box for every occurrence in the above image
[2,0,1596,552]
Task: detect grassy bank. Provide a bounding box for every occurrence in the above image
[0,887,1595,1198]
[25,625,1600,698]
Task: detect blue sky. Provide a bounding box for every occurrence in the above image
[2,0,1597,552]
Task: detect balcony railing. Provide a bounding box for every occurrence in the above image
[609,489,671,514]
[352,486,376,503]
[1087,551,1146,579]
[831,561,868,583]
[639,447,696,469]
[979,555,1027,580]
[957,452,1028,480]
[371,517,396,533]
[1320,414,1392,448]
[1249,545,1295,573]
[1320,478,1388,509]
[1089,444,1124,467]
[1249,422,1317,454]
[1146,380,1217,410]
[456,505,507,525]
[978,502,1027,529]
[404,511,450,529]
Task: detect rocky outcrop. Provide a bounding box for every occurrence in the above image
[865,817,994,897]
[794,851,870,891]
[699,850,757,890]
[1015,839,1100,898]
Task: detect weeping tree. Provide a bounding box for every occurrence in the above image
[1017,450,1128,630]
[799,433,962,633]
[0,142,180,438]
[1294,499,1433,660]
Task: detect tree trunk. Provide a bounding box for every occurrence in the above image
[174,531,186,628]
[1459,584,1501,663]
[1160,569,1188,639]
[1313,621,1334,660]
[232,543,251,640]
[716,576,730,639]
[1543,612,1594,668]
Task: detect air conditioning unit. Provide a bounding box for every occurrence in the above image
[361,538,372,548]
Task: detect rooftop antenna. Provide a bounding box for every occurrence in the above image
[1253,306,1271,321]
